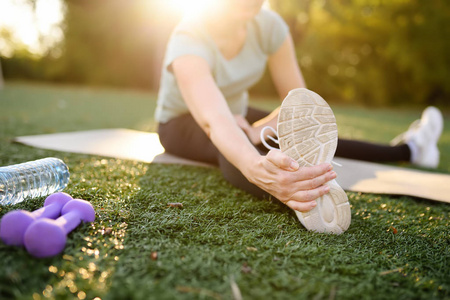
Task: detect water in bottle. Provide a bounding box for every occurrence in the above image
[0,158,70,205]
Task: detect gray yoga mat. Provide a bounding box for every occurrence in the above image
[13,128,450,203]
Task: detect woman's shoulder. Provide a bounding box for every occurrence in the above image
[253,8,287,28]
[172,16,207,41]
[251,9,289,54]
[164,16,214,67]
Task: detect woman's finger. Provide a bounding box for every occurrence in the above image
[295,163,333,180]
[298,170,336,190]
[265,149,299,171]
[285,184,330,212]
[285,199,317,212]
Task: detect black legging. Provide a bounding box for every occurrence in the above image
[158,107,411,198]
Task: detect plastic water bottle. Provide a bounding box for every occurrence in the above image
[0,158,70,206]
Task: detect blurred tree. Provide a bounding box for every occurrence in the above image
[58,0,177,89]
[0,59,3,89]
[2,0,179,89]
[268,0,450,106]
[1,0,449,106]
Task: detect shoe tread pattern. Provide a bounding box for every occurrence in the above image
[277,89,350,234]
[278,90,338,167]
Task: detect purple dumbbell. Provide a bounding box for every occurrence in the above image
[0,192,73,246]
[23,199,95,258]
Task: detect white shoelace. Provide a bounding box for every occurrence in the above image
[260,126,279,151]
[260,126,342,167]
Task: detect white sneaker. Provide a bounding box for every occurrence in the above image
[390,106,443,168]
[277,88,351,234]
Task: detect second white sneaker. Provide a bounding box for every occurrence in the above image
[390,106,443,168]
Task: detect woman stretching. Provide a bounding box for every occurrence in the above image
[155,0,443,234]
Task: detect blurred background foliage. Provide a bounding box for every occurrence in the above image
[1,0,449,106]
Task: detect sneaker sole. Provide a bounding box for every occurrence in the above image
[277,88,351,234]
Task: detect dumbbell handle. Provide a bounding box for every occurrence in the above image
[54,211,83,234]
[32,192,73,219]
[30,202,65,219]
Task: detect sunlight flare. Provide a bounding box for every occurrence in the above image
[164,0,211,17]
[0,0,64,56]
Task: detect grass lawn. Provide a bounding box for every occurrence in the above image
[0,81,449,300]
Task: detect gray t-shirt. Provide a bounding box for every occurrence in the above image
[155,9,289,123]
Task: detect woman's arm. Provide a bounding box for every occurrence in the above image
[172,55,335,212]
[268,34,307,98]
[240,34,307,145]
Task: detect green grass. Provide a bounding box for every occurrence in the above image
[0,81,449,300]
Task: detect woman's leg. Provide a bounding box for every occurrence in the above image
[158,114,220,165]
[335,139,411,162]
[246,106,412,163]
[245,106,271,123]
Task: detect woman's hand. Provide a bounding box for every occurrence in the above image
[245,150,336,212]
